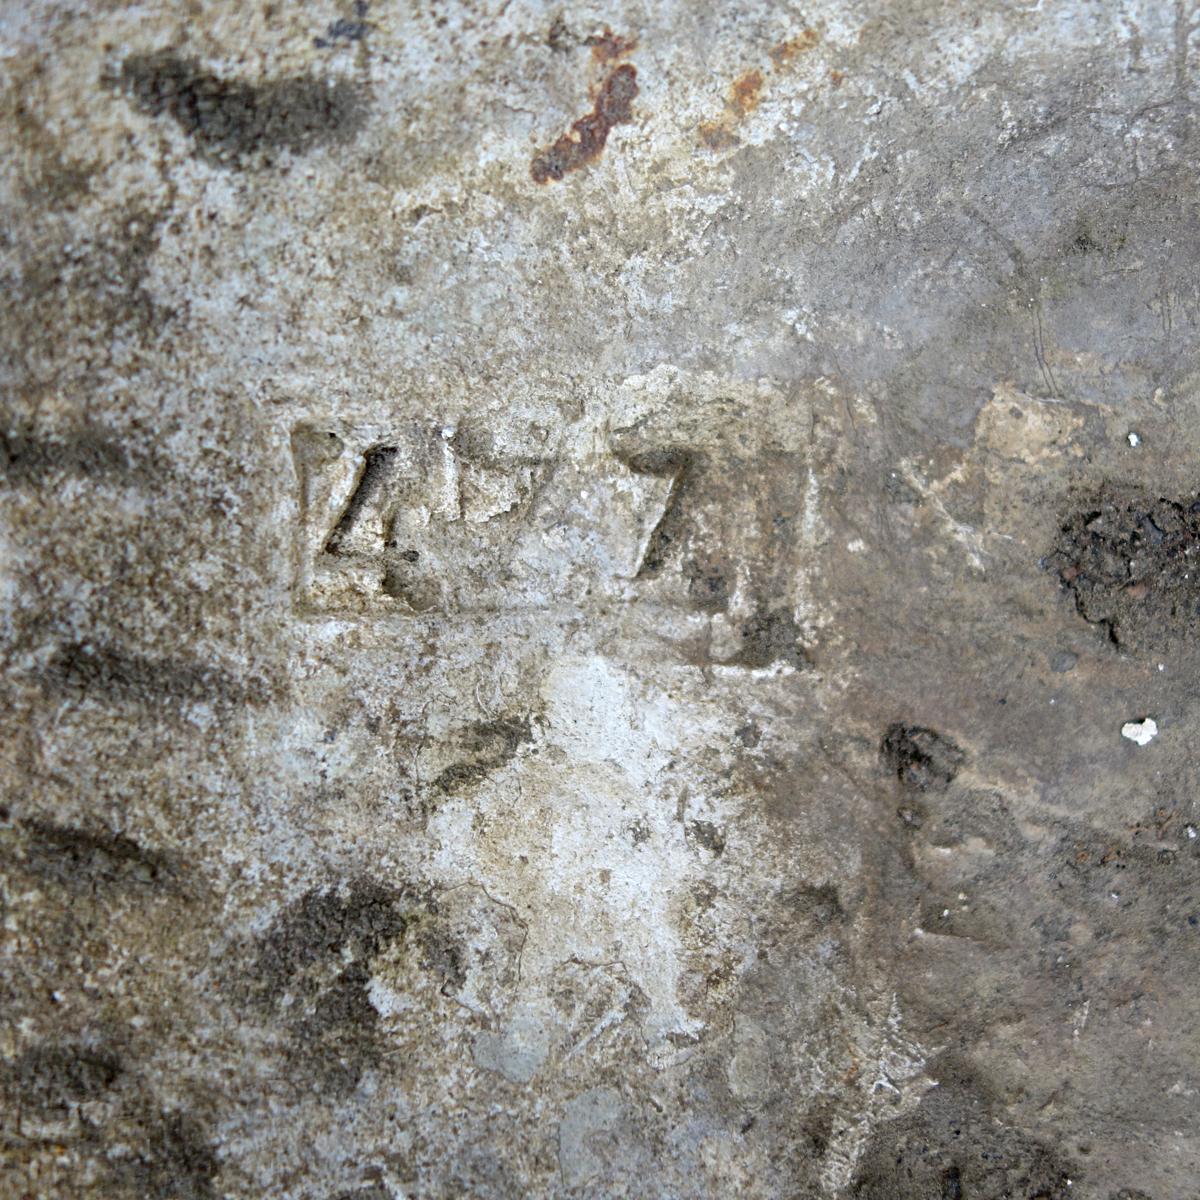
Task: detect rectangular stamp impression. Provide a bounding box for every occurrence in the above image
[290,421,679,615]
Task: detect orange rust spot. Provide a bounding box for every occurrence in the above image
[699,31,820,151]
[770,28,820,67]
[531,63,638,183]
[699,120,738,150]
[830,69,845,87]
[731,69,764,116]
[699,68,764,149]
[586,28,637,63]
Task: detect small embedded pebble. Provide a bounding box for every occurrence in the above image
[1121,718,1158,746]
[1127,431,1141,446]
[1050,650,1077,673]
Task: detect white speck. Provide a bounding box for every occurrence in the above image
[51,991,65,1003]
[1111,892,1121,900]
[1158,663,1166,672]
[1128,431,1141,447]
[941,909,949,918]
[1187,825,1196,840]
[440,426,455,440]
[1121,718,1158,746]
[847,538,866,553]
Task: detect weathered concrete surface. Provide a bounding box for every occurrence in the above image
[2,1,1199,1196]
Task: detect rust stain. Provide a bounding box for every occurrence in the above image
[830,69,845,87]
[770,28,820,67]
[699,29,821,151]
[531,63,639,183]
[730,69,764,117]
[698,120,738,151]
[586,27,637,63]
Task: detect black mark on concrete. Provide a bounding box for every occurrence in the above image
[779,882,844,931]
[851,1058,1072,1199]
[243,877,423,1094]
[119,50,365,166]
[685,557,730,612]
[686,819,726,856]
[3,205,175,346]
[109,1108,218,1200]
[8,1041,123,1111]
[882,724,965,793]
[1048,485,1200,649]
[731,604,809,670]
[250,877,413,994]
[316,2,372,48]
[547,15,575,52]
[288,960,386,1094]
[734,721,761,748]
[432,715,534,793]
[0,428,138,483]
[413,918,467,993]
[20,820,176,892]
[41,640,258,709]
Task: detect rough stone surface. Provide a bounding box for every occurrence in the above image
[2,1,1199,1197]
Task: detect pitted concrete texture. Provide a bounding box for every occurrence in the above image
[2,2,1199,1197]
